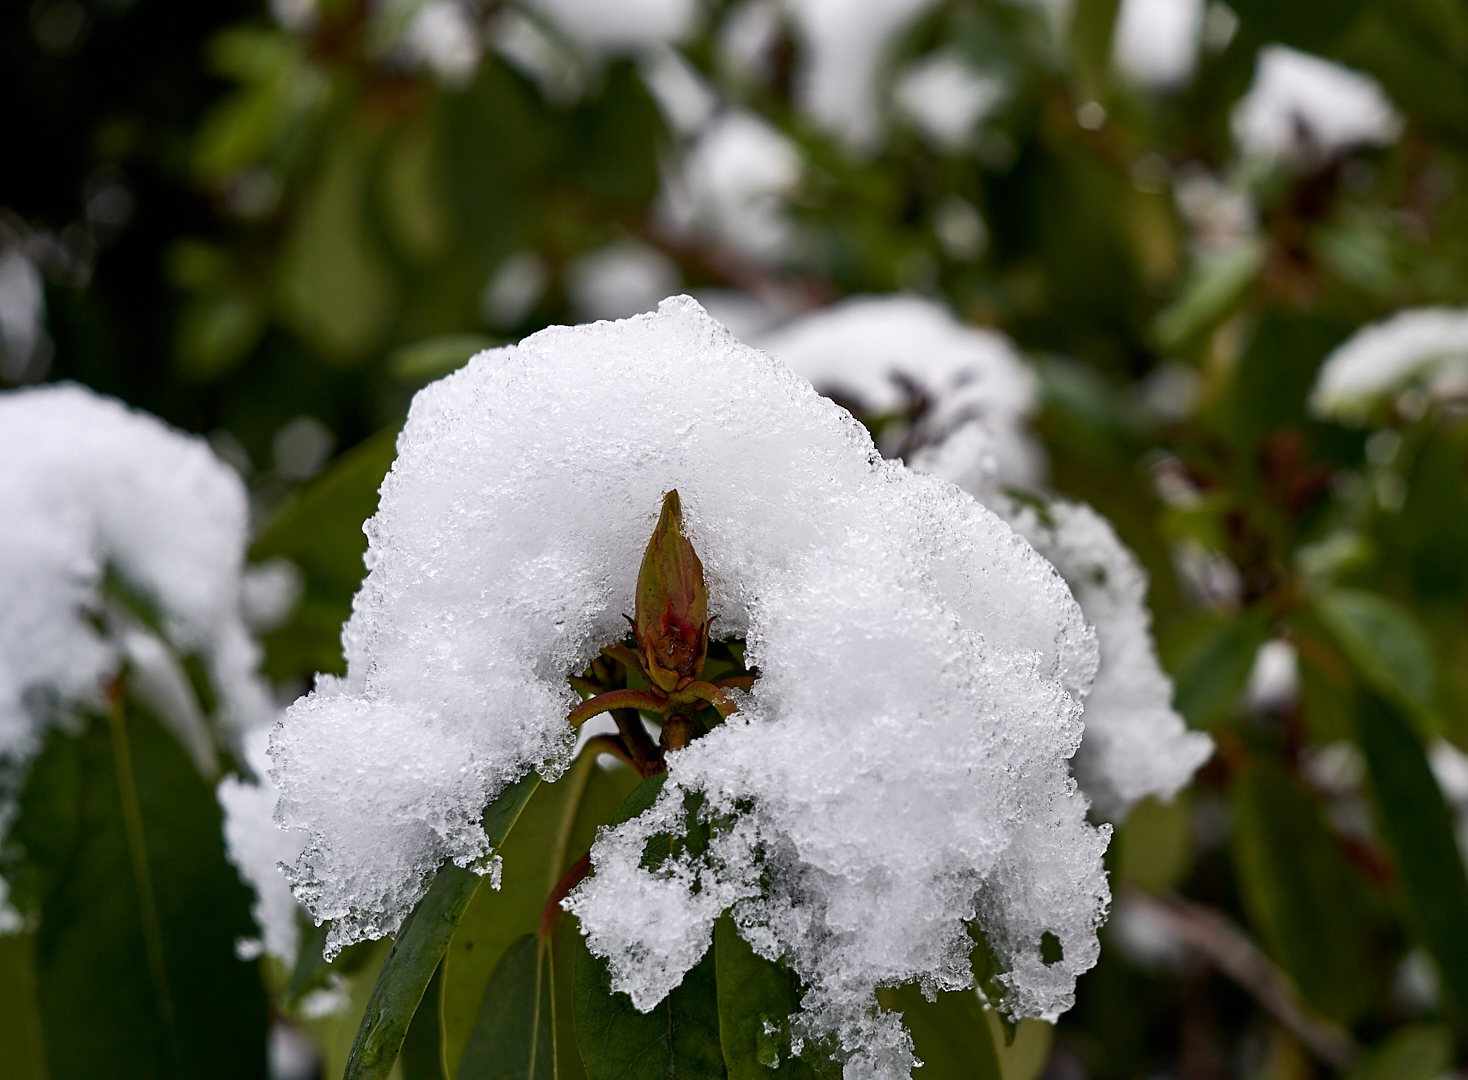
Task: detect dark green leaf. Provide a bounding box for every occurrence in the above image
[1345,1023,1454,1080]
[346,774,541,1080]
[442,755,638,1075]
[1316,589,1438,720]
[401,960,449,1080]
[1355,692,1468,1032]
[0,933,48,1080]
[11,705,266,1080]
[459,934,556,1080]
[574,931,726,1080]
[1230,761,1375,1022]
[252,426,399,682]
[389,334,497,384]
[1167,608,1273,728]
[715,915,831,1080]
[874,984,1001,1080]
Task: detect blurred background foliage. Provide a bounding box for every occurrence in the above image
[5,0,1468,1077]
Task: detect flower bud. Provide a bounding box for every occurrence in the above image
[634,490,709,693]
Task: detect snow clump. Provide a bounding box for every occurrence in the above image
[272,297,1110,1076]
[757,294,1045,488]
[220,727,308,964]
[0,384,272,791]
[786,0,944,151]
[765,296,1212,820]
[1310,307,1468,422]
[1231,45,1401,167]
[1111,0,1205,91]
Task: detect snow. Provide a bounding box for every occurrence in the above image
[787,0,944,152]
[400,0,483,86]
[1310,307,1468,422]
[0,384,273,792]
[272,297,1108,1075]
[1111,0,1204,91]
[757,295,1044,488]
[764,296,1212,820]
[1231,45,1401,167]
[642,46,720,137]
[220,727,307,964]
[565,241,681,322]
[893,52,1007,152]
[530,0,698,55]
[680,110,803,259]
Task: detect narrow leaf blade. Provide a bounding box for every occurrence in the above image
[874,984,1002,1080]
[345,773,541,1080]
[459,933,557,1080]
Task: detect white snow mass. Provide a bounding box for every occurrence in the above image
[787,0,944,151]
[271,298,1110,1077]
[757,294,1045,488]
[1111,0,1204,91]
[764,296,1212,820]
[0,384,272,793]
[1231,45,1401,167]
[1310,307,1468,422]
[894,51,1007,152]
[220,726,307,964]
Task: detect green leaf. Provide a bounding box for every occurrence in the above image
[442,755,639,1075]
[1344,1023,1454,1080]
[1355,692,1468,1032]
[1154,238,1264,352]
[389,334,497,384]
[345,773,541,1080]
[10,704,266,1080]
[0,933,48,1080]
[573,931,726,1080]
[459,933,556,1080]
[1316,589,1438,720]
[252,426,399,682]
[874,984,1001,1080]
[1166,608,1273,729]
[401,961,449,1080]
[1230,761,1375,1022]
[715,915,830,1080]
[1116,794,1194,893]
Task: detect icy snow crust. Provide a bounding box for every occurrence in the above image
[273,298,1110,1071]
[0,384,271,785]
[764,297,1212,821]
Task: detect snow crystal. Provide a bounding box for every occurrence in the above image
[893,52,1007,152]
[764,297,1211,819]
[273,297,1108,1075]
[787,0,943,151]
[1111,0,1204,91]
[1231,45,1401,167]
[0,384,273,790]
[757,294,1044,488]
[1310,307,1468,422]
[678,110,803,260]
[220,727,307,964]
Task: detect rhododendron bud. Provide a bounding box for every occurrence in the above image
[633,490,709,693]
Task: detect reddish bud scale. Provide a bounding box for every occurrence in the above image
[634,490,710,693]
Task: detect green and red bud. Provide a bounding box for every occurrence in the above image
[634,490,710,693]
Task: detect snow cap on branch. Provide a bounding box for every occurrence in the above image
[765,296,1212,820]
[0,384,271,785]
[1231,45,1400,167]
[1310,307,1468,422]
[272,298,1109,1076]
[758,294,1045,487]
